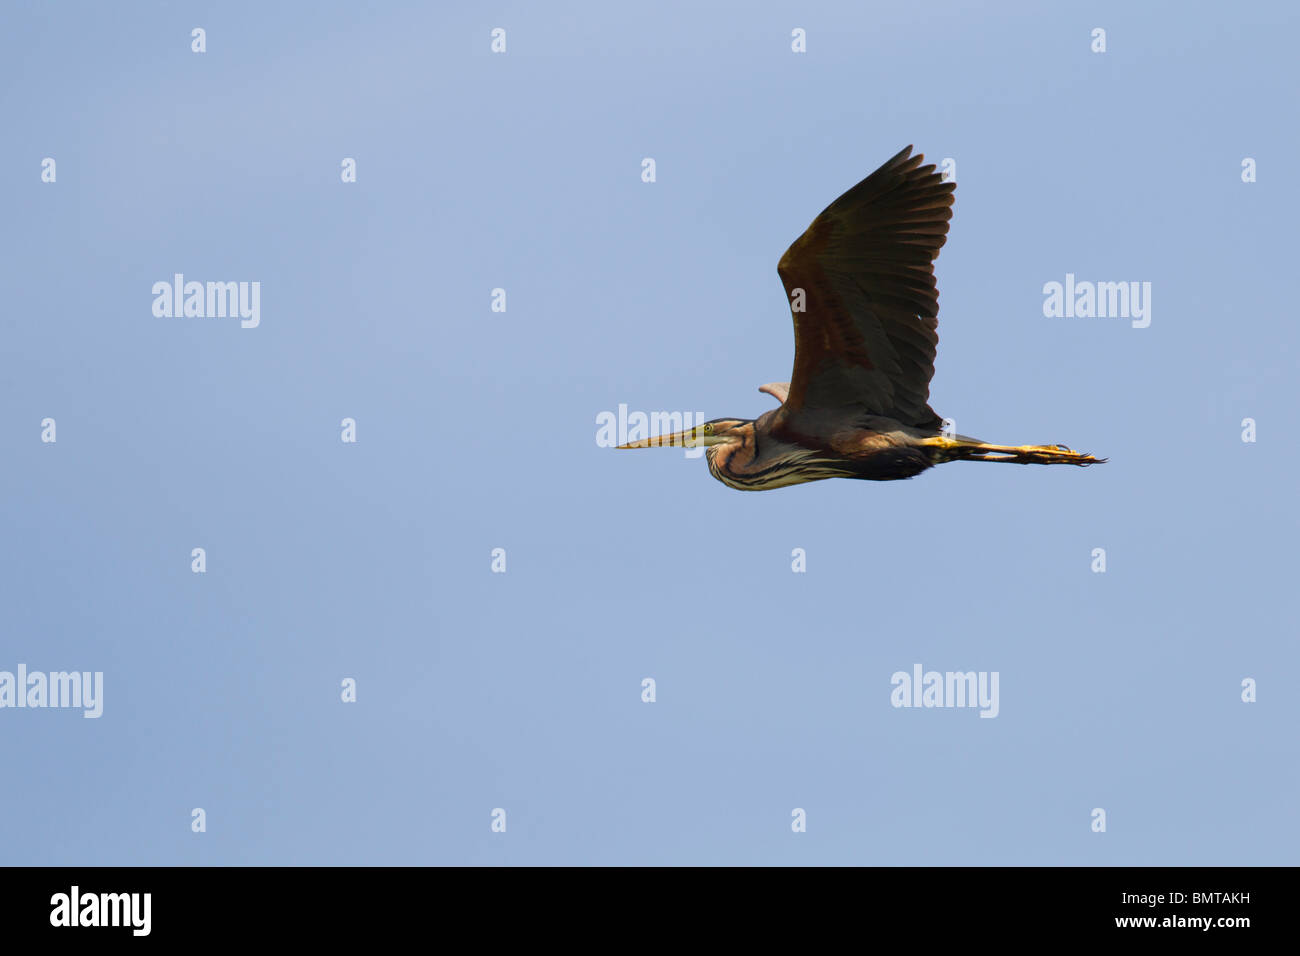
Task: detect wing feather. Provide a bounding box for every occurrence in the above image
[775,146,955,431]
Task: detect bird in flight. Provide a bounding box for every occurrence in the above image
[617,146,1104,490]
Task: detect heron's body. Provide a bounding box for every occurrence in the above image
[705,412,936,489]
[618,146,1104,489]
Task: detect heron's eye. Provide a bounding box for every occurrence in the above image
[703,423,713,435]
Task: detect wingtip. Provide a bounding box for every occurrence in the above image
[891,145,932,177]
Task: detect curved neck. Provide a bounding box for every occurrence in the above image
[706,419,842,490]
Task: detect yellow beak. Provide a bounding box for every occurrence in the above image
[617,426,708,449]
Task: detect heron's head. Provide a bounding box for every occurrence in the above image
[615,418,750,450]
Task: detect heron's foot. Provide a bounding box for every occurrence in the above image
[1018,444,1105,466]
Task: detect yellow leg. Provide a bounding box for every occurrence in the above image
[923,436,1105,466]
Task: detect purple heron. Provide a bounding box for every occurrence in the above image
[617,145,1104,490]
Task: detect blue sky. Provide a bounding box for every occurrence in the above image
[1,0,1296,865]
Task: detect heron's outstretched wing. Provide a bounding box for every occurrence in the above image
[775,146,954,431]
